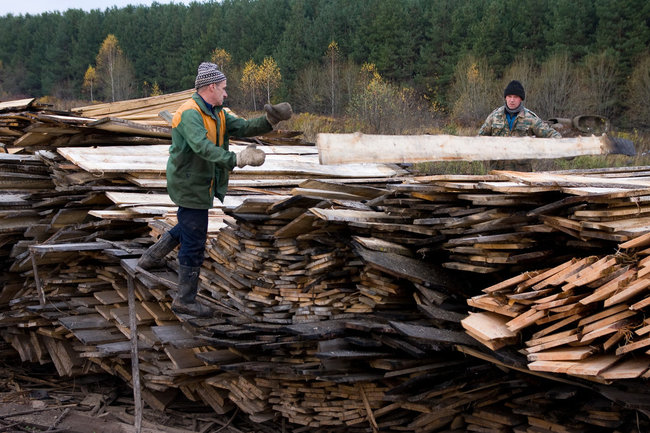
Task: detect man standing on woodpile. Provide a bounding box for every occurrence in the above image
[137,62,293,317]
[479,80,560,171]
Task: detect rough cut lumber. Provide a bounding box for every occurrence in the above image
[87,117,171,138]
[499,170,650,190]
[316,133,633,164]
[0,98,35,111]
[57,144,405,177]
[461,312,517,350]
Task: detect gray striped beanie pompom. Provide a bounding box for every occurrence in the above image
[195,62,226,89]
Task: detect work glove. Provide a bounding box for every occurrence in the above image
[236,144,266,168]
[264,102,293,126]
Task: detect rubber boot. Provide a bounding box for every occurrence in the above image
[137,232,179,269]
[171,265,212,317]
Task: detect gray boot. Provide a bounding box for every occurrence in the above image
[171,265,212,317]
[137,232,179,269]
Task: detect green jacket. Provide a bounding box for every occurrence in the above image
[478,105,561,138]
[167,93,272,208]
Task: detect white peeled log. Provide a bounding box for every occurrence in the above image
[316,133,632,165]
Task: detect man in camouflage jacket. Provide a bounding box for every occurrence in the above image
[479,80,561,138]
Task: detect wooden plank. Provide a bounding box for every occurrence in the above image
[0,98,35,111]
[630,295,650,311]
[355,246,457,288]
[616,336,650,355]
[586,306,635,330]
[73,88,194,117]
[527,347,595,362]
[164,347,205,369]
[72,329,124,345]
[525,329,579,348]
[87,117,171,138]
[527,360,576,374]
[58,314,108,330]
[467,294,524,318]
[500,170,650,190]
[483,271,546,294]
[603,277,650,306]
[151,325,200,348]
[390,321,477,345]
[461,312,517,342]
[561,256,618,291]
[578,304,630,328]
[309,208,404,223]
[525,333,580,353]
[565,354,620,376]
[580,268,636,305]
[599,356,650,379]
[574,205,650,218]
[352,236,413,257]
[505,309,546,332]
[316,134,624,164]
[30,242,112,253]
[531,313,586,340]
[58,143,403,177]
[620,232,650,249]
[297,179,388,198]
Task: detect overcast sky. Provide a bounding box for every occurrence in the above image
[0,0,202,16]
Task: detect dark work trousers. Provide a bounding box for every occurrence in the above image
[168,206,208,268]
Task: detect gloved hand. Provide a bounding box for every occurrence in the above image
[264,102,293,126]
[236,144,266,168]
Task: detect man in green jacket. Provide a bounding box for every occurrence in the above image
[138,62,292,317]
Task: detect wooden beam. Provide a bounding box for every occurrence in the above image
[317,133,632,165]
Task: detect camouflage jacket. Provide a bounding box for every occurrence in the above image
[478,106,561,138]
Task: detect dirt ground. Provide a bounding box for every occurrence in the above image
[0,361,276,433]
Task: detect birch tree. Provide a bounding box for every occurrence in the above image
[82,65,96,101]
[258,57,281,104]
[210,48,231,74]
[241,59,259,110]
[325,41,340,116]
[95,34,135,102]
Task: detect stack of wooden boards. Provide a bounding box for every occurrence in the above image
[463,233,650,382]
[3,94,650,431]
[135,173,650,432]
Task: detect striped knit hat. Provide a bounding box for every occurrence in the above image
[194,62,226,89]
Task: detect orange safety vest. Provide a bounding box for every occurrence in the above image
[172,98,226,147]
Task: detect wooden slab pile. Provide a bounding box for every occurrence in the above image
[1,100,169,152]
[139,178,649,430]
[400,167,650,274]
[72,89,195,125]
[4,94,650,430]
[379,176,558,275]
[0,153,53,277]
[462,232,650,382]
[125,182,547,429]
[1,169,650,430]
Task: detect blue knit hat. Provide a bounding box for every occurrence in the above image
[195,62,226,89]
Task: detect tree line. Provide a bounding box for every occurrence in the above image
[0,0,648,130]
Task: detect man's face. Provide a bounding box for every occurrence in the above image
[209,80,228,106]
[505,94,522,110]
